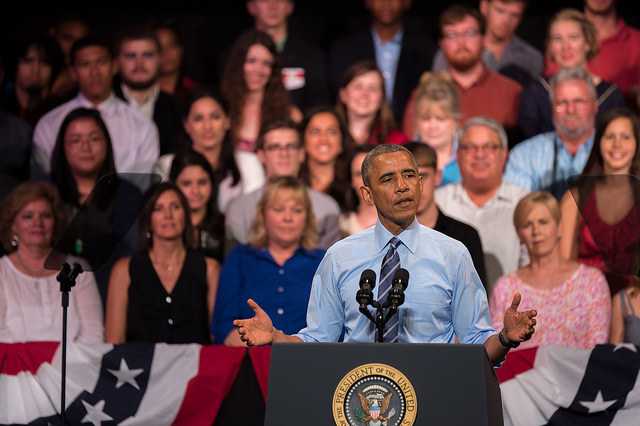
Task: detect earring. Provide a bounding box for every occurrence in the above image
[10,235,19,247]
[146,231,152,239]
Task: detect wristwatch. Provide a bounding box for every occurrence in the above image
[498,329,520,349]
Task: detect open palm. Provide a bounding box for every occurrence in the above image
[233,298,275,346]
[503,293,537,343]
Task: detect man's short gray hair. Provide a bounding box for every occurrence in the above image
[361,144,418,187]
[549,66,597,101]
[459,116,508,149]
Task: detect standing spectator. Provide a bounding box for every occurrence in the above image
[610,282,640,345]
[299,107,352,210]
[339,145,377,236]
[225,120,341,249]
[114,27,183,155]
[584,0,640,98]
[0,181,103,343]
[336,61,407,146]
[155,23,199,105]
[490,191,610,350]
[329,0,435,122]
[433,0,543,87]
[403,5,522,140]
[436,117,528,287]
[105,182,219,344]
[221,30,300,152]
[506,67,598,198]
[213,176,324,345]
[411,72,461,186]
[152,90,264,212]
[48,15,89,98]
[247,0,329,112]
[169,149,225,263]
[1,35,64,126]
[519,9,625,139]
[32,36,159,177]
[0,108,31,186]
[406,141,487,287]
[559,108,640,295]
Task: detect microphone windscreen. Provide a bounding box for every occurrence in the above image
[393,268,409,289]
[359,269,377,290]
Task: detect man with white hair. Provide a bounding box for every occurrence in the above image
[505,67,598,198]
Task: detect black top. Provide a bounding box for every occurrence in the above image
[434,209,488,290]
[0,110,31,185]
[517,76,626,140]
[127,250,210,344]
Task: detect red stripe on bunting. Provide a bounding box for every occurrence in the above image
[0,342,59,375]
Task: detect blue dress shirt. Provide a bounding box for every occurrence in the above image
[212,244,324,343]
[372,28,403,103]
[295,219,495,344]
[504,132,594,192]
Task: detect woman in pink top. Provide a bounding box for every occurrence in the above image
[490,191,610,350]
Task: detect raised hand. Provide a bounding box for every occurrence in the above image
[233,298,275,346]
[503,293,537,343]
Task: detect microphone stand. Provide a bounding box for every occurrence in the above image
[359,298,401,343]
[57,262,83,425]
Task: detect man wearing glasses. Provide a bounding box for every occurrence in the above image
[436,116,529,288]
[402,5,522,140]
[505,67,598,198]
[225,119,341,249]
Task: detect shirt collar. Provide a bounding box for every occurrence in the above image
[121,83,160,108]
[371,27,404,47]
[555,132,595,156]
[456,180,516,206]
[373,218,419,255]
[76,92,118,113]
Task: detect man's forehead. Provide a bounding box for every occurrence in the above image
[371,151,416,172]
[265,128,299,143]
[462,125,499,144]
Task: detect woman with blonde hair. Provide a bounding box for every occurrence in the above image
[0,181,103,343]
[411,71,461,186]
[490,191,610,350]
[518,8,625,139]
[212,176,324,346]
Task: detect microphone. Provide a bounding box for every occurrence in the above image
[356,269,376,310]
[386,268,409,309]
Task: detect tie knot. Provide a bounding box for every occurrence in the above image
[388,237,401,250]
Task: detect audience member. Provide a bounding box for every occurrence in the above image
[433,0,543,86]
[0,181,103,343]
[403,5,522,139]
[49,107,143,302]
[506,67,597,198]
[336,61,407,146]
[1,35,65,126]
[105,182,219,344]
[329,0,435,122]
[247,0,329,112]
[155,22,199,104]
[584,0,640,98]
[32,36,159,177]
[114,27,183,155]
[169,149,225,262]
[406,141,487,287]
[225,120,341,249]
[490,191,610,349]
[519,9,625,139]
[436,117,528,288]
[48,15,89,98]
[411,72,461,186]
[299,107,352,210]
[0,108,31,185]
[213,176,323,345]
[339,144,377,236]
[560,108,640,295]
[610,281,640,345]
[221,30,300,152]
[152,90,265,212]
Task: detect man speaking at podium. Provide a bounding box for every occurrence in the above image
[234,145,536,364]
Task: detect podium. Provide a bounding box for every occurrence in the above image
[265,343,503,426]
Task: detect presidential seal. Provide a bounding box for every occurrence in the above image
[332,363,417,426]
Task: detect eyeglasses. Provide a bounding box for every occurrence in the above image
[458,143,503,154]
[554,98,591,111]
[263,143,300,153]
[442,29,481,41]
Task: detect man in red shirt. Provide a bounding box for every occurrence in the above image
[403,5,521,139]
[585,0,640,97]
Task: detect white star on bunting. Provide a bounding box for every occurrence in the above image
[81,400,113,426]
[107,358,144,390]
[579,391,617,414]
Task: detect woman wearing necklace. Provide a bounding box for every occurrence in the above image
[0,181,103,343]
[105,182,219,344]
